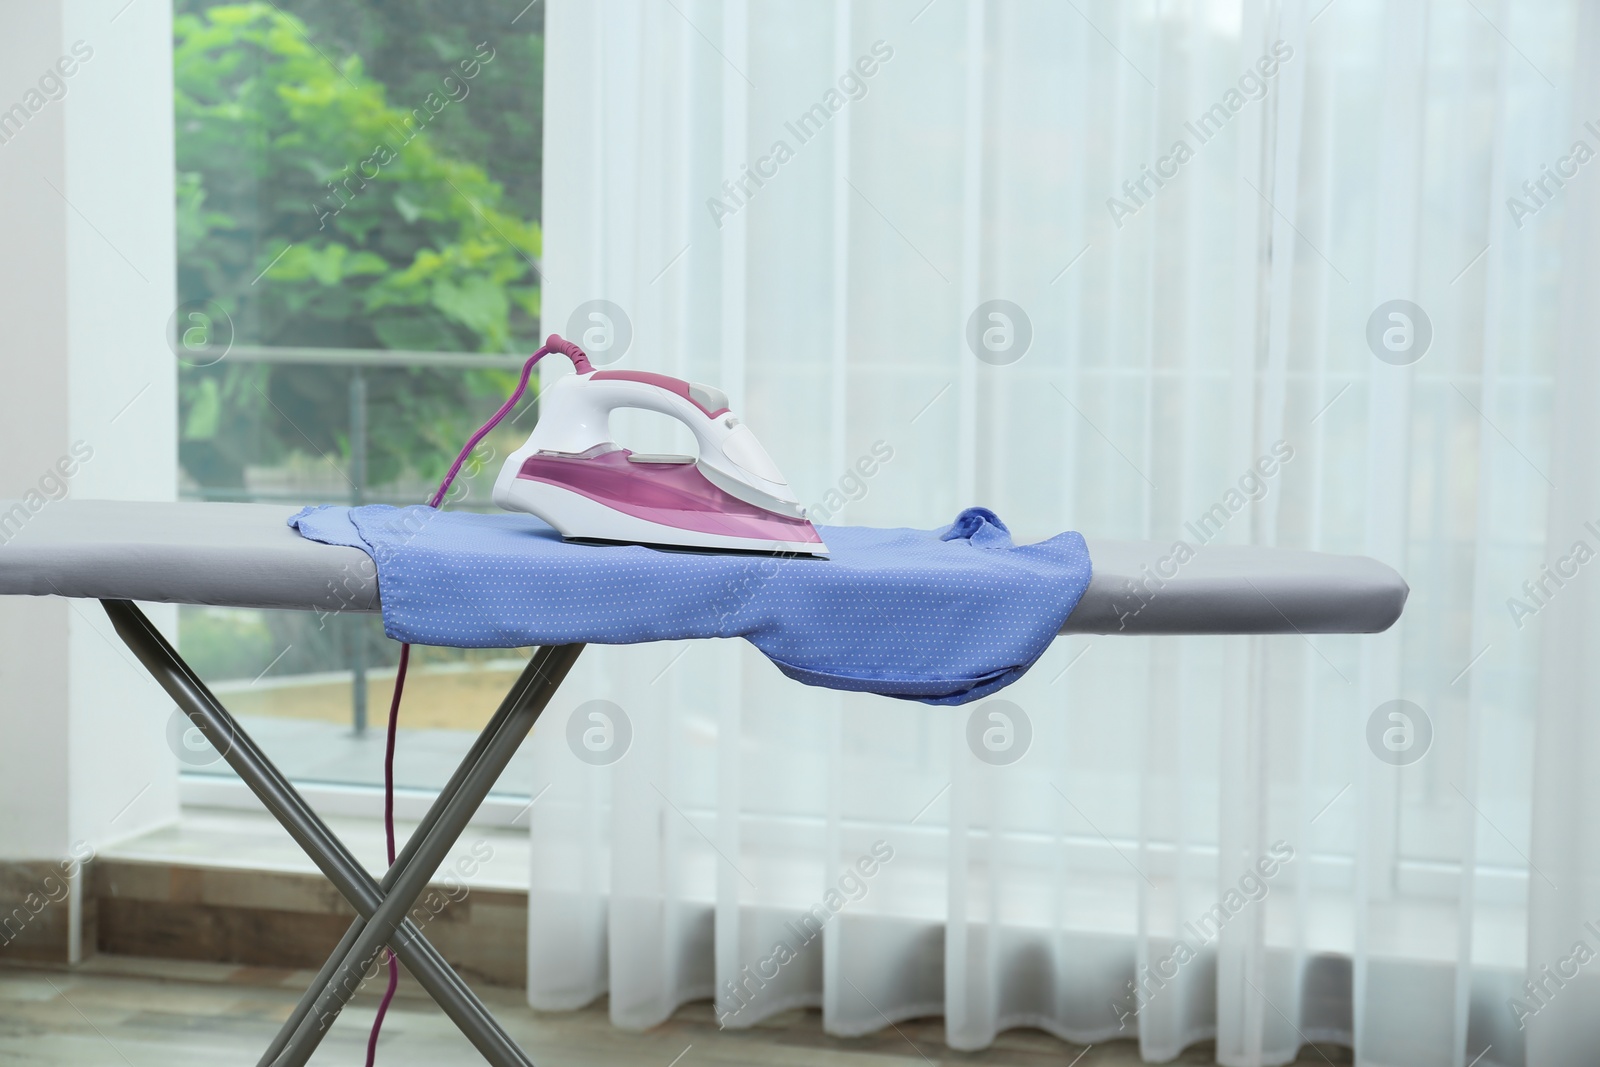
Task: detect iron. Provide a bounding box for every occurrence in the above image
[492,368,829,557]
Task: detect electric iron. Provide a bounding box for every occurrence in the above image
[491,365,829,557]
[368,335,824,1059]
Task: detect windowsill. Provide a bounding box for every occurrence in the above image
[101,800,1529,976]
[103,803,530,892]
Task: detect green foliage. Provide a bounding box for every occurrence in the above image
[174,2,543,489]
[236,0,544,222]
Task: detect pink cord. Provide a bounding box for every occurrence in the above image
[364,335,588,1066]
[428,335,590,508]
[363,643,406,1067]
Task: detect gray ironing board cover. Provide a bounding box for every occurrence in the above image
[0,500,1407,635]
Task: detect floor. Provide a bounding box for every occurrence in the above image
[0,956,1354,1067]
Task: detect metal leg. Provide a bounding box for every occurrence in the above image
[100,601,580,1067]
[270,643,584,1067]
[258,660,538,1067]
[260,920,364,1067]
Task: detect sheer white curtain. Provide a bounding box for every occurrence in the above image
[525,2,1595,1064]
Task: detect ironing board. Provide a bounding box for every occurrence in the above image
[0,500,1407,1067]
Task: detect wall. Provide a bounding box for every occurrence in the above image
[0,0,179,959]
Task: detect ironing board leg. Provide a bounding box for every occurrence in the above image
[262,920,363,1066]
[258,657,540,1067]
[265,643,583,1067]
[100,601,578,1067]
[269,642,584,1067]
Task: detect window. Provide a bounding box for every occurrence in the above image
[172,1,544,796]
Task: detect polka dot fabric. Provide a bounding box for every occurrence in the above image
[289,504,1092,706]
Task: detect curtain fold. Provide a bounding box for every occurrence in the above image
[530,2,1588,1064]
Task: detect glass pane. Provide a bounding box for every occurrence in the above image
[172,1,544,794]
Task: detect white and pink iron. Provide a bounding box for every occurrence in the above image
[491,366,828,557]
